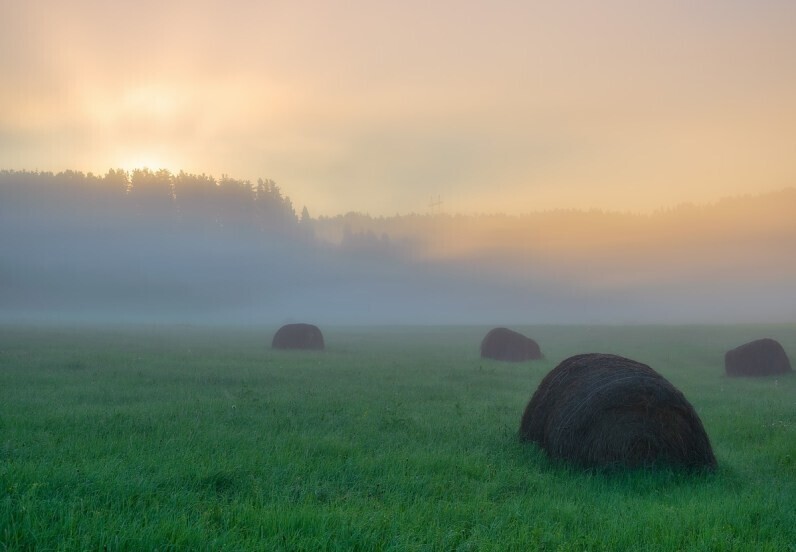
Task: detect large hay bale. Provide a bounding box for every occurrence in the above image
[480,327,542,362]
[724,338,792,377]
[519,353,716,470]
[271,323,325,350]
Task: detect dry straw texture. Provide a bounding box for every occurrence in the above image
[520,353,716,470]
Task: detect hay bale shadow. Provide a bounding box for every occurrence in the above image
[519,353,716,471]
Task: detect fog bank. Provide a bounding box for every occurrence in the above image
[2,170,795,326]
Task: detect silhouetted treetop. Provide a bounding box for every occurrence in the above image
[0,168,301,239]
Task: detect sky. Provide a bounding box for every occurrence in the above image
[2,0,795,216]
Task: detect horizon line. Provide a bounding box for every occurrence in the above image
[2,166,793,220]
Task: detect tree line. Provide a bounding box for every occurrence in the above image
[0,169,312,241]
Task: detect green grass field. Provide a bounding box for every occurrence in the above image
[1,324,794,551]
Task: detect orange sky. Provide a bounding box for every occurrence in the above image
[2,0,795,215]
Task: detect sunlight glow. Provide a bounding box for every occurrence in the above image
[115,152,175,174]
[121,86,179,120]
[2,2,795,216]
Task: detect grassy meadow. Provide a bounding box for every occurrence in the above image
[1,324,795,550]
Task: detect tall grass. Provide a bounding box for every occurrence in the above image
[1,324,794,550]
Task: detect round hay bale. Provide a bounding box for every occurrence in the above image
[724,338,792,377]
[519,353,716,470]
[480,327,542,362]
[272,323,325,350]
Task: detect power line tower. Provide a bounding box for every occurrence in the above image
[429,195,443,214]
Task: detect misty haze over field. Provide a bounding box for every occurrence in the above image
[2,169,795,326]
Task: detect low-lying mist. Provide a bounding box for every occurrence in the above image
[2,169,795,326]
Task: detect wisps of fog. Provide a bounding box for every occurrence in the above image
[2,169,795,326]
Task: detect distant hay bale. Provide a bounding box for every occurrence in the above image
[519,353,716,470]
[271,323,325,351]
[480,327,542,362]
[724,338,792,377]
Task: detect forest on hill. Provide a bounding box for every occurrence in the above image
[2,169,795,324]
